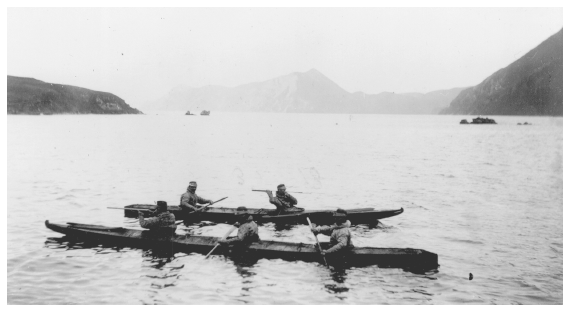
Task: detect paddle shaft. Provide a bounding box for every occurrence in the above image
[307,217,328,267]
[187,196,228,214]
[108,197,228,213]
[205,225,238,258]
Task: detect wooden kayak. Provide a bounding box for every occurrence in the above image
[45,220,438,270]
[122,205,404,226]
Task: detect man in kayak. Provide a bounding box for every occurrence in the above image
[138,201,176,235]
[180,181,213,213]
[265,184,299,214]
[311,208,354,256]
[218,206,259,246]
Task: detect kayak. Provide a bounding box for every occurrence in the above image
[45,220,438,270]
[122,205,404,226]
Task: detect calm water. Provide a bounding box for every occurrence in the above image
[7,112,562,304]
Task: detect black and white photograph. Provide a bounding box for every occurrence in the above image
[6,3,564,305]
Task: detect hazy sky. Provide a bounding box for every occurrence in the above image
[7,7,562,105]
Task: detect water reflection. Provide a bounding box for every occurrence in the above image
[142,249,175,269]
[45,236,108,251]
[46,235,184,292]
[140,249,182,290]
[324,267,350,295]
[402,266,439,276]
[233,261,257,297]
[45,233,440,304]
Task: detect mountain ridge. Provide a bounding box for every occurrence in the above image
[146,69,465,114]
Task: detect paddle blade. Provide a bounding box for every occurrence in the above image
[205,224,237,259]
[307,217,328,267]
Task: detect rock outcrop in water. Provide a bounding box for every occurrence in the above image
[144,69,465,114]
[7,76,143,115]
[440,29,563,116]
[460,117,497,124]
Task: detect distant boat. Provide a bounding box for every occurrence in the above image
[200,110,210,116]
[185,111,195,115]
[460,117,497,124]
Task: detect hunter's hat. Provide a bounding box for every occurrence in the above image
[156,201,168,211]
[236,206,249,215]
[333,208,347,217]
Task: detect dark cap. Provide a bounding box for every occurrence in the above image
[235,206,249,215]
[333,208,347,217]
[277,184,285,188]
[189,181,197,187]
[156,201,168,211]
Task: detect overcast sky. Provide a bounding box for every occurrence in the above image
[7,7,562,105]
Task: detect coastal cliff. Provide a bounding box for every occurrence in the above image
[7,76,143,115]
[440,29,562,116]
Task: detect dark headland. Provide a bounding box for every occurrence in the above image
[440,29,562,116]
[7,76,143,115]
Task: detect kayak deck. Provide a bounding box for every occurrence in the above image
[45,220,437,271]
[122,205,403,226]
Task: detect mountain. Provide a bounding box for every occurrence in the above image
[7,76,143,115]
[147,69,465,115]
[440,29,563,116]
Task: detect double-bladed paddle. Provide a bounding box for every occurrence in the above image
[107,196,228,213]
[307,217,328,267]
[109,197,228,225]
[205,224,238,258]
[183,197,228,225]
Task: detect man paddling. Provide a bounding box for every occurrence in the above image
[311,209,354,256]
[265,184,298,214]
[218,207,259,247]
[138,201,176,235]
[180,181,213,213]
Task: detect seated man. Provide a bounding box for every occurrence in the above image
[265,184,299,214]
[180,181,213,213]
[311,209,354,256]
[138,201,176,235]
[218,207,259,246]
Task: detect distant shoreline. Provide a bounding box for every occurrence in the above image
[7,76,143,115]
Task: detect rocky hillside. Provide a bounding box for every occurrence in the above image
[441,29,563,116]
[7,76,143,115]
[149,69,465,115]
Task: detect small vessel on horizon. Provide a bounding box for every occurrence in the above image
[185,110,195,115]
[200,110,210,116]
